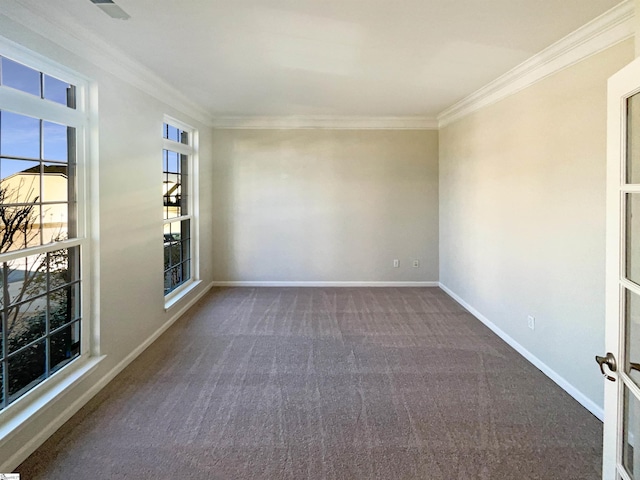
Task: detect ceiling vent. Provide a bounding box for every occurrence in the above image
[90,0,130,20]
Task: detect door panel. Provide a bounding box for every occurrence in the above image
[605,56,640,480]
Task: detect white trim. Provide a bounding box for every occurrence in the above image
[1,281,214,472]
[438,282,604,421]
[161,139,192,157]
[211,115,438,130]
[437,0,634,128]
[0,355,105,473]
[211,281,439,287]
[1,1,213,126]
[87,78,101,357]
[164,279,201,311]
[0,86,84,128]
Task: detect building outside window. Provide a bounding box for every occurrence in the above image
[162,118,197,299]
[0,52,91,410]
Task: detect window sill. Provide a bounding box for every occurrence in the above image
[164,279,202,311]
[0,354,105,446]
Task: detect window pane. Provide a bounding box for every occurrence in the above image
[627,194,640,287]
[181,219,191,241]
[163,123,188,144]
[180,154,188,215]
[166,150,179,173]
[176,237,184,266]
[42,203,68,244]
[7,339,45,402]
[164,173,181,219]
[49,247,78,289]
[182,239,191,261]
[0,204,42,252]
[627,289,640,388]
[164,266,183,294]
[0,111,40,159]
[623,387,640,478]
[49,283,80,330]
[165,124,178,142]
[50,320,80,373]
[1,57,40,97]
[43,121,69,161]
[180,260,190,283]
[163,220,191,294]
[163,150,183,219]
[0,309,3,360]
[43,75,75,108]
[628,93,640,184]
[6,253,47,305]
[6,296,46,355]
[164,226,181,269]
[1,158,41,204]
[42,163,68,202]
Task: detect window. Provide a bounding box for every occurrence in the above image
[162,119,197,299]
[0,52,91,410]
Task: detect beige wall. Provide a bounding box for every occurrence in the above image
[211,129,439,282]
[439,39,634,409]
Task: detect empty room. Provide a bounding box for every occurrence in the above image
[0,0,638,479]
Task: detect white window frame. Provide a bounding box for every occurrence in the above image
[162,115,199,309]
[0,36,102,445]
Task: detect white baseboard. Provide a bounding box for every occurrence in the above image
[3,281,214,472]
[438,283,604,421]
[212,281,439,287]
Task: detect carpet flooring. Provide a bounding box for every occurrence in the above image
[17,287,602,479]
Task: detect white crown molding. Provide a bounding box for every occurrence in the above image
[212,281,439,287]
[2,1,631,132]
[438,0,635,128]
[1,1,215,126]
[211,115,439,130]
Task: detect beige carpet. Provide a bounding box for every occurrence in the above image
[18,287,602,479]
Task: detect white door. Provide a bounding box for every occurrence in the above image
[604,55,640,480]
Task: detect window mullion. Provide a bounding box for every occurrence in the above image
[44,252,50,378]
[161,140,192,156]
[163,214,192,225]
[0,88,83,127]
[2,263,8,409]
[0,238,84,264]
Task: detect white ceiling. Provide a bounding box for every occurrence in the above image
[21,0,624,118]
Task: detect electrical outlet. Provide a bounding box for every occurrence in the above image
[527,315,535,330]
[393,259,399,268]
[413,260,419,268]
